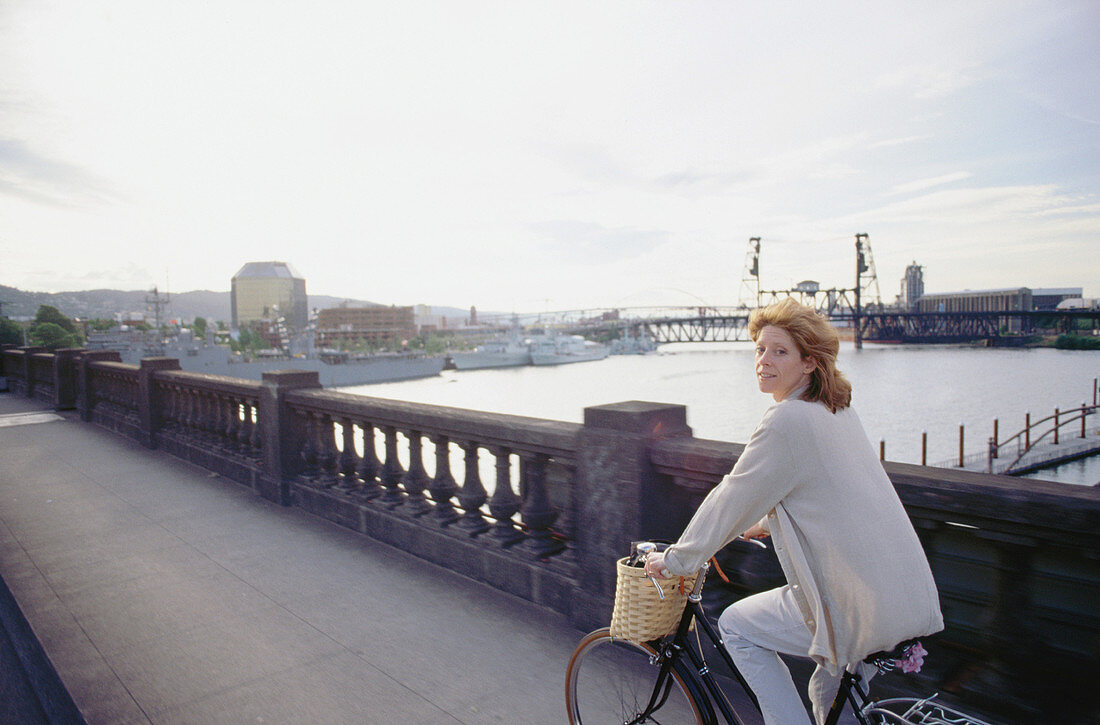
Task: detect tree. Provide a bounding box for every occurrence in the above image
[229,327,270,354]
[0,317,24,346]
[28,305,82,349]
[192,317,208,340]
[34,305,77,334]
[29,322,81,350]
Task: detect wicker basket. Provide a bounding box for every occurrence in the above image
[609,557,697,643]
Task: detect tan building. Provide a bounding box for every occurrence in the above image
[316,305,416,348]
[231,261,308,331]
[915,288,1031,313]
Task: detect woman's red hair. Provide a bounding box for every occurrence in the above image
[748,298,851,412]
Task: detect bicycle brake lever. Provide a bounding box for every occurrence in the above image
[645,575,666,600]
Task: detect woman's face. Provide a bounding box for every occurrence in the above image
[754,325,816,402]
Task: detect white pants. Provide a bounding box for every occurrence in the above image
[718,585,868,725]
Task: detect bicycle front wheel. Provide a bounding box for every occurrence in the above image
[566,627,708,724]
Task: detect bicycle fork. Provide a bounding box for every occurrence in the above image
[627,651,680,725]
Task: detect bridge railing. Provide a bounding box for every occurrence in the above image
[284,388,581,609]
[4,344,1098,720]
[934,404,1099,472]
[997,404,1097,468]
[155,368,266,489]
[85,359,142,438]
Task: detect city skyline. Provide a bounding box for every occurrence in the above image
[1,1,1097,312]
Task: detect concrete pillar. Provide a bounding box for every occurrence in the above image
[19,347,46,397]
[258,370,322,505]
[51,348,84,410]
[571,401,692,630]
[138,357,183,448]
[0,344,12,392]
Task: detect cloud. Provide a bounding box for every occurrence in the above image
[837,184,1078,226]
[21,262,156,293]
[887,172,973,196]
[529,220,671,264]
[868,135,931,149]
[0,138,114,207]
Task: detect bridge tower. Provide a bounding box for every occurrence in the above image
[738,237,762,309]
[854,234,882,310]
[853,233,883,349]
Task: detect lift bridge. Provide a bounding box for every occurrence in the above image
[552,234,1099,346]
[605,306,1100,346]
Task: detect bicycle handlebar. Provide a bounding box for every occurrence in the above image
[632,535,769,599]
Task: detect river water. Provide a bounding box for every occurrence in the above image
[340,343,1100,487]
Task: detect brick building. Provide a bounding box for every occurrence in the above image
[316,305,416,348]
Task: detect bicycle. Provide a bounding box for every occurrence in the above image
[565,541,994,725]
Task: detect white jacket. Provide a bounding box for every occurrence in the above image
[663,394,943,675]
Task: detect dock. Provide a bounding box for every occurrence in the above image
[935,427,1100,479]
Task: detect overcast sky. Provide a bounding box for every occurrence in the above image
[1,0,1097,313]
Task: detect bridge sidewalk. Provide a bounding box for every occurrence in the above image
[0,394,608,724]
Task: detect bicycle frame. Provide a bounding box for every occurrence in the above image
[599,546,995,725]
[636,563,760,725]
[634,562,878,725]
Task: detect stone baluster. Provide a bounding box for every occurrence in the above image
[204,392,218,447]
[208,392,222,444]
[160,384,177,437]
[119,377,129,415]
[488,446,523,546]
[401,430,432,515]
[336,417,359,492]
[212,393,229,450]
[355,422,383,500]
[169,385,183,437]
[247,400,262,459]
[128,378,140,424]
[221,395,237,451]
[298,408,319,483]
[379,426,406,506]
[100,373,113,413]
[188,389,203,440]
[456,441,489,533]
[316,412,339,487]
[237,398,254,454]
[181,387,197,441]
[519,452,564,558]
[428,434,459,525]
[197,391,213,442]
[224,397,242,453]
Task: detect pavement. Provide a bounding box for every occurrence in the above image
[0,393,603,724]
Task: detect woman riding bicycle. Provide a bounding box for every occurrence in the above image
[644,299,943,725]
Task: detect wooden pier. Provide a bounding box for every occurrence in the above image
[931,401,1100,479]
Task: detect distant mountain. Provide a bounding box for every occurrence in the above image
[0,285,380,325]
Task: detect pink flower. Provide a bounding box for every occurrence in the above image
[897,642,927,673]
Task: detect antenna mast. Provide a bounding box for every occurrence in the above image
[144,286,171,356]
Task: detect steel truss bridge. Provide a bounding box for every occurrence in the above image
[553,308,1100,345]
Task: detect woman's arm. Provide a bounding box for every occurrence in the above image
[646,524,770,579]
[660,405,798,576]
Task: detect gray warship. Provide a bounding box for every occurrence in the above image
[85,328,445,388]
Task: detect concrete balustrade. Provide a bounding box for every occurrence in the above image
[1,343,1097,721]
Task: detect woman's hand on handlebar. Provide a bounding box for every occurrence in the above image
[741,522,770,541]
[643,551,673,580]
